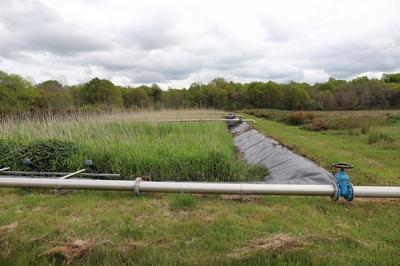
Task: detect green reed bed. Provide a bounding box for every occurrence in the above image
[0,114,265,181]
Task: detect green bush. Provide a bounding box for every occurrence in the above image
[0,139,78,171]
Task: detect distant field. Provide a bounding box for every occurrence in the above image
[1,109,400,265]
[0,109,264,182]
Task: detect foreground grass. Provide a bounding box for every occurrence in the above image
[1,189,400,265]
[0,110,264,182]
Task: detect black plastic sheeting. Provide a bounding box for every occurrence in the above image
[231,122,334,184]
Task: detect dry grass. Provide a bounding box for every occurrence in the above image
[0,109,224,141]
[42,238,95,265]
[0,222,17,235]
[0,108,222,130]
[227,233,302,258]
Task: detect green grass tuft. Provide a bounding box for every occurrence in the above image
[169,193,196,210]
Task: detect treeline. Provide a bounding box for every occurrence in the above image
[1,70,400,114]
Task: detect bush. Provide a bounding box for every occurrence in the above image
[285,111,314,126]
[303,119,331,131]
[387,115,400,123]
[0,139,78,171]
[347,129,361,136]
[361,124,370,134]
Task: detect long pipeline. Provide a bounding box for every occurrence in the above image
[0,177,400,198]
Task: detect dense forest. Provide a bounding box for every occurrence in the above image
[1,70,400,115]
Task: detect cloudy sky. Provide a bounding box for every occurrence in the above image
[0,0,399,88]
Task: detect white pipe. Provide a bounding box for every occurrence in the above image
[1,171,120,178]
[60,169,86,179]
[149,118,255,123]
[0,167,10,172]
[0,177,399,198]
[353,186,400,198]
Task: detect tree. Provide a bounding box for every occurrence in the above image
[36,80,73,111]
[0,71,41,113]
[123,87,152,108]
[282,83,313,110]
[80,78,123,106]
[383,73,400,83]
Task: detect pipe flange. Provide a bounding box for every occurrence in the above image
[331,183,339,201]
[345,182,354,201]
[134,177,142,196]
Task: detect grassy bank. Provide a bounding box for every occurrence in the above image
[244,109,400,185]
[0,110,265,182]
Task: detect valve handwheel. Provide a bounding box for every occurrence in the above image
[332,163,353,169]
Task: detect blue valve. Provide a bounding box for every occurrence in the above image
[332,163,354,201]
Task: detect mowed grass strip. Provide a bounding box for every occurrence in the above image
[0,110,266,182]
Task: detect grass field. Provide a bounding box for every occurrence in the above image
[1,109,400,265]
[0,110,264,182]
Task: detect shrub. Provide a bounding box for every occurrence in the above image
[0,139,78,171]
[387,115,400,123]
[303,119,331,131]
[361,124,370,134]
[285,111,314,126]
[347,129,361,136]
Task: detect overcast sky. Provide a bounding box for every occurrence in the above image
[0,0,399,88]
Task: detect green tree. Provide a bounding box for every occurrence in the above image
[123,87,152,108]
[36,80,73,111]
[80,78,123,106]
[383,73,400,83]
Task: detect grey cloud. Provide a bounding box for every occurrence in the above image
[309,39,400,78]
[0,0,112,57]
[118,14,182,51]
[303,23,400,78]
[0,0,58,29]
[1,0,400,87]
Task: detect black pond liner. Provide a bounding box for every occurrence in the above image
[231,122,334,184]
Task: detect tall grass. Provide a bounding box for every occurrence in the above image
[0,110,265,181]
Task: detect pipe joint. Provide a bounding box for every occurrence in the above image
[133,177,142,195]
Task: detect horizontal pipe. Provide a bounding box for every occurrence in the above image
[139,182,335,195]
[0,177,399,198]
[148,118,256,123]
[1,171,120,178]
[353,186,400,198]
